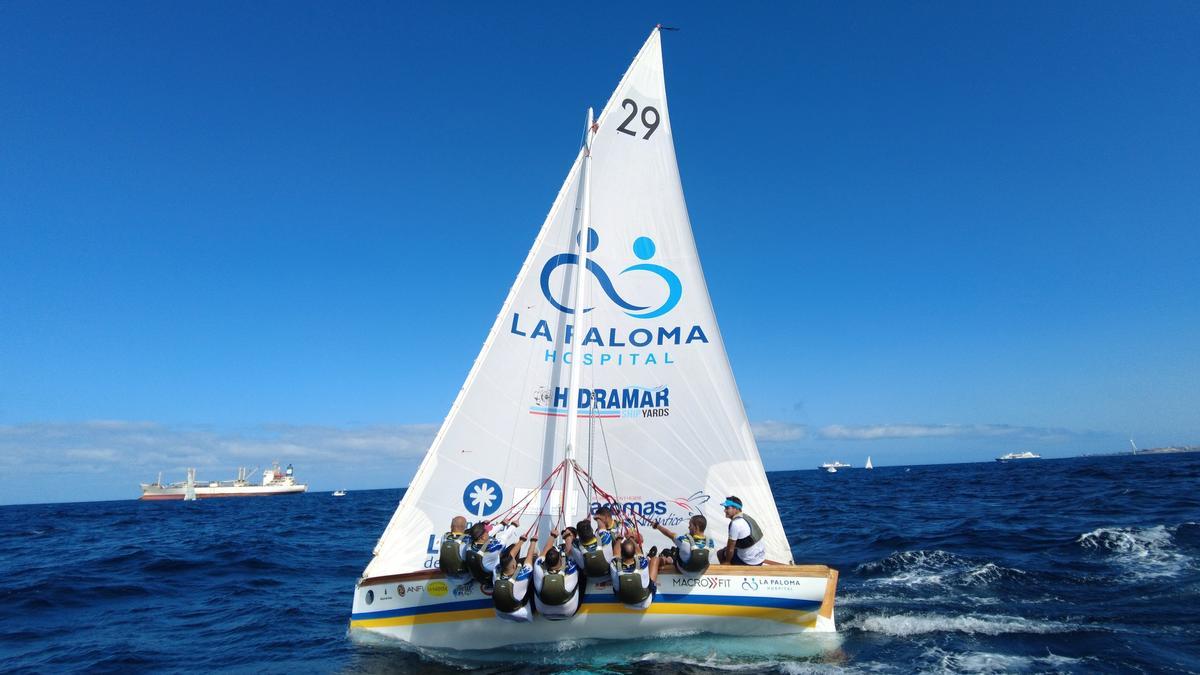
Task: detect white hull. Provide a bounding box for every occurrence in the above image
[349,564,837,650]
[139,484,307,499]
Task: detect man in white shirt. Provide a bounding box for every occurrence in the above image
[460,519,520,590]
[609,536,660,610]
[566,520,611,578]
[491,537,535,623]
[532,531,581,620]
[478,519,521,577]
[717,496,766,566]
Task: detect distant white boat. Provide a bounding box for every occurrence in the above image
[996,451,1041,462]
[820,461,851,473]
[865,456,874,470]
[332,490,347,497]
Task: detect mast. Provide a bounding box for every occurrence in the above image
[561,107,596,535]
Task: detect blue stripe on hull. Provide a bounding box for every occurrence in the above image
[593,593,822,612]
[351,593,821,621]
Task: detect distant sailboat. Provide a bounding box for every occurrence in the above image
[865,456,873,470]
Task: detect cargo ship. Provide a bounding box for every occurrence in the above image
[139,462,307,500]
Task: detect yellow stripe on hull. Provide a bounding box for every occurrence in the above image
[350,608,495,628]
[587,603,819,627]
[350,604,817,629]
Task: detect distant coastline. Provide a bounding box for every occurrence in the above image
[1127,445,1200,455]
[1084,444,1200,457]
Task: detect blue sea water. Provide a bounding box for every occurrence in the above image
[1,453,1198,673]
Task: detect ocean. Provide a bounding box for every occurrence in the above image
[1,452,1197,673]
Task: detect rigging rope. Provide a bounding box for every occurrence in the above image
[488,457,664,554]
[489,460,566,527]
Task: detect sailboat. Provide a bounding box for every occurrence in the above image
[865,456,873,470]
[348,27,838,649]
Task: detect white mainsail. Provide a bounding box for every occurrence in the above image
[865,456,873,470]
[363,28,790,582]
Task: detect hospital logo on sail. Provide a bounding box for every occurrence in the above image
[539,229,680,319]
[511,228,709,367]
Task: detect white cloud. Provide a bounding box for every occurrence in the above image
[751,420,809,442]
[64,448,120,462]
[818,423,1076,441]
[0,420,437,478]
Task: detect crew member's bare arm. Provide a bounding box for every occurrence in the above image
[525,537,538,567]
[541,531,559,558]
[720,538,737,563]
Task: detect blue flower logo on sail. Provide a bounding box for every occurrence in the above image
[539,228,682,319]
[463,478,503,517]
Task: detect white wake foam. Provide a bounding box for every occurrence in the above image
[839,592,1001,607]
[846,612,1075,637]
[1076,523,1194,579]
[855,550,1026,590]
[923,647,1086,673]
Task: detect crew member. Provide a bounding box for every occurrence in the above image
[463,518,520,590]
[532,530,581,620]
[491,537,535,622]
[653,514,715,576]
[717,496,766,566]
[438,515,472,582]
[567,519,611,578]
[609,535,660,610]
[594,505,622,546]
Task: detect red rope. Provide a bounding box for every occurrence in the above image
[522,463,567,540]
[490,460,566,525]
[571,462,652,542]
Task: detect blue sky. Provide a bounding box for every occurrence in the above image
[2,3,1197,504]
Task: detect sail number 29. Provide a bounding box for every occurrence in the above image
[616,99,660,140]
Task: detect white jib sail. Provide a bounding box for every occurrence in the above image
[363,28,790,580]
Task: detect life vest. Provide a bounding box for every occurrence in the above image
[677,536,711,574]
[464,545,490,585]
[492,574,527,613]
[438,533,467,576]
[734,514,763,549]
[613,560,651,605]
[581,541,610,578]
[537,567,575,606]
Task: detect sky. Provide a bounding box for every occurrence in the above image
[1,2,1198,504]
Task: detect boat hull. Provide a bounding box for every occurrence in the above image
[349,564,837,649]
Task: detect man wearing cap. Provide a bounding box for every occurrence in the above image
[717,496,766,566]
